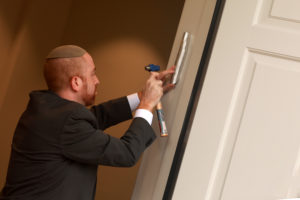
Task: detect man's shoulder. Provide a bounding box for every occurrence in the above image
[27,90,97,126]
[25,90,89,123]
[29,90,83,111]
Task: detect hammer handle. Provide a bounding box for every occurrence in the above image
[156,102,168,137]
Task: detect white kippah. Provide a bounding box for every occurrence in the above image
[46,45,87,59]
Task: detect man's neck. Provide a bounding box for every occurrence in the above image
[55,90,85,105]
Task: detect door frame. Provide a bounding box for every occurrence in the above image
[163,0,226,199]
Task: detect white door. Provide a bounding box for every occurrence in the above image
[173,0,300,199]
[131,0,217,199]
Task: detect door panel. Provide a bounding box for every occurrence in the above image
[222,50,300,199]
[173,0,300,199]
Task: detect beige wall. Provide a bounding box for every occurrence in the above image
[0,0,184,199]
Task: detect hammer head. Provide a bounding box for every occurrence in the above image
[145,64,160,72]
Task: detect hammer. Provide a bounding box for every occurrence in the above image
[145,64,168,137]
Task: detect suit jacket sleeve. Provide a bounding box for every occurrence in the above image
[90,96,132,130]
[60,102,156,167]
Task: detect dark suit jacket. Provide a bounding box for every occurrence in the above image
[0,90,156,200]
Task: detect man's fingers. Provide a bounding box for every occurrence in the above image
[150,71,160,80]
[148,66,175,80]
[158,66,175,80]
[168,65,176,72]
[163,84,175,94]
[158,80,163,86]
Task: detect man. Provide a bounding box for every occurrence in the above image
[0,45,175,200]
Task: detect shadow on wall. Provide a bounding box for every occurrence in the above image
[0,0,29,106]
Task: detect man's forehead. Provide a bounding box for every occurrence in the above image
[46,45,87,59]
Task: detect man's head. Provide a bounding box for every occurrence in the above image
[44,45,99,106]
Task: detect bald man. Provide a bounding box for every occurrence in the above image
[0,45,175,200]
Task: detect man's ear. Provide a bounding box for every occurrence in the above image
[70,76,83,92]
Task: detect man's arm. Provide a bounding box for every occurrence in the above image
[90,93,153,130]
[61,106,156,167]
[90,97,133,130]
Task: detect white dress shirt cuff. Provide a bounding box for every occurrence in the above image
[127,93,140,112]
[134,109,153,125]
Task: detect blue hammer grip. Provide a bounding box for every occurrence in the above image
[145,64,160,72]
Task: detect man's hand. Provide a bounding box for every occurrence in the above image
[138,72,163,112]
[159,65,176,94]
[138,66,176,112]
